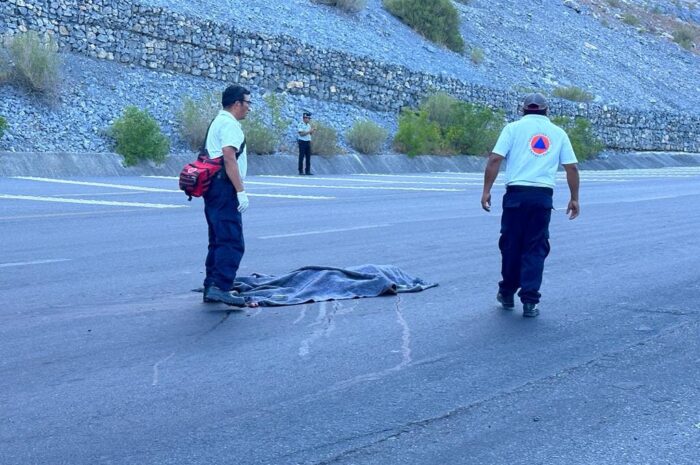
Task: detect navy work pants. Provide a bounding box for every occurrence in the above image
[498,186,553,304]
[203,170,244,291]
[298,140,311,174]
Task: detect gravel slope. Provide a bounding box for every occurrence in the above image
[0,0,698,153]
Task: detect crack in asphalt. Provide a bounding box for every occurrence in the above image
[151,310,233,386]
[305,320,696,465]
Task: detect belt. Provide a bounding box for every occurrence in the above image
[506,185,553,195]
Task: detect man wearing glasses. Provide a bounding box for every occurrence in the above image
[202,85,252,306]
[297,111,315,175]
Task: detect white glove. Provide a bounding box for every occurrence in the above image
[237,191,249,213]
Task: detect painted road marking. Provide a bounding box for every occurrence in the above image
[146,176,463,192]
[257,175,477,186]
[246,193,334,200]
[16,176,335,200]
[260,224,390,239]
[246,181,464,192]
[0,194,185,209]
[14,176,177,192]
[0,210,143,221]
[355,173,483,180]
[0,259,72,268]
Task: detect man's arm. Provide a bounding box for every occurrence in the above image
[298,125,314,137]
[223,146,249,212]
[222,146,244,192]
[481,153,504,212]
[563,163,579,220]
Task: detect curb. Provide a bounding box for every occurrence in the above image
[1,151,700,178]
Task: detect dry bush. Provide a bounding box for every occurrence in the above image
[6,31,61,95]
[176,93,219,151]
[311,121,339,155]
[553,86,594,103]
[346,119,388,154]
[313,0,367,13]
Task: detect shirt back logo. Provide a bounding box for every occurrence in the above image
[529,134,551,156]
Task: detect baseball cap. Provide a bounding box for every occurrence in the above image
[522,93,548,110]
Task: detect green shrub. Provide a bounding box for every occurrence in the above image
[0,116,7,139]
[622,13,640,26]
[552,116,604,161]
[346,119,388,154]
[177,93,219,151]
[241,92,291,154]
[6,31,61,94]
[444,103,503,155]
[110,106,170,166]
[383,0,464,52]
[393,108,444,156]
[673,27,695,50]
[553,86,594,102]
[393,93,504,156]
[313,0,367,13]
[311,121,339,155]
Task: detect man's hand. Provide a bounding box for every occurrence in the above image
[566,199,579,220]
[481,192,492,212]
[237,191,249,213]
[563,163,579,220]
[482,153,503,213]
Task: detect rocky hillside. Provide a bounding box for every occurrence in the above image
[0,0,698,154]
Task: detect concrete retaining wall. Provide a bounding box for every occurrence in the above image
[2,151,700,178]
[2,0,700,152]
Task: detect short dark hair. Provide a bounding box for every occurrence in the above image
[222,85,250,108]
[523,108,548,116]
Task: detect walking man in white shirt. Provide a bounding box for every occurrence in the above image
[481,93,580,317]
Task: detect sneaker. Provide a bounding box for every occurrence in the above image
[305,172,314,175]
[523,303,540,318]
[204,286,245,307]
[497,292,514,309]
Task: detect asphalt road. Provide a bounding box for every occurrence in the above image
[1,168,699,465]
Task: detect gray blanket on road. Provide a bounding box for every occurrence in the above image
[229,264,437,307]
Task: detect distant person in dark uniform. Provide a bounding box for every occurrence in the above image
[481,93,580,317]
[202,85,252,306]
[297,111,315,175]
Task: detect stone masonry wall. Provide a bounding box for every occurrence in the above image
[2,0,699,152]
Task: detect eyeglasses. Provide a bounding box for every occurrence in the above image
[240,99,252,106]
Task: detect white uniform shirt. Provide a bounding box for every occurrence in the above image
[206,110,247,179]
[492,114,577,188]
[297,121,312,142]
